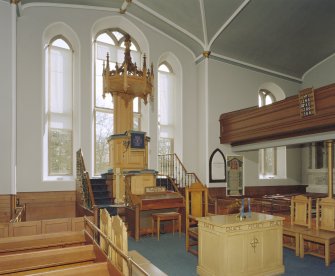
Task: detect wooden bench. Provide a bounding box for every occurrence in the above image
[151,212,181,240]
[29,262,111,276]
[0,231,86,255]
[0,244,98,275]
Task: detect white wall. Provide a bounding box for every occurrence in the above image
[196,60,207,183]
[302,54,335,88]
[15,5,197,192]
[205,58,302,187]
[0,1,15,194]
[301,53,335,193]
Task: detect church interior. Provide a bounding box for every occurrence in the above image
[1,0,335,275]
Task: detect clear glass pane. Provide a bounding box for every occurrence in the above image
[52,38,70,49]
[113,31,123,41]
[265,94,273,105]
[95,59,113,109]
[48,128,72,175]
[97,33,114,45]
[159,64,170,73]
[95,111,113,175]
[133,115,140,131]
[264,148,274,174]
[133,97,139,112]
[158,137,174,155]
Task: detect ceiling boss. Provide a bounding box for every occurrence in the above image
[102,34,154,105]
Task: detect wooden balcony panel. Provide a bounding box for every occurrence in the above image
[220,83,335,145]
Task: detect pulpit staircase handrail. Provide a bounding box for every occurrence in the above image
[158,153,217,212]
[76,149,95,210]
[158,153,200,189]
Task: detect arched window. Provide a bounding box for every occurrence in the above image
[209,149,226,183]
[158,62,175,156]
[258,89,275,106]
[258,89,276,177]
[45,36,73,176]
[94,29,141,175]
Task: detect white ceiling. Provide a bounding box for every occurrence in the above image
[16,0,335,80]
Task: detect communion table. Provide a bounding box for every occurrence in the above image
[197,212,284,276]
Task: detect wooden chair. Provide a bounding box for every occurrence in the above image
[300,197,335,266]
[283,195,312,256]
[185,182,210,255]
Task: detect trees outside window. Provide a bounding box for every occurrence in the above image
[45,37,73,176]
[94,30,141,175]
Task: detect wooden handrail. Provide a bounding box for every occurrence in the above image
[10,204,25,223]
[83,216,149,276]
[158,153,217,214]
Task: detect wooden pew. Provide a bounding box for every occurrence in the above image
[29,262,111,276]
[0,231,86,255]
[0,244,97,274]
[100,209,167,276]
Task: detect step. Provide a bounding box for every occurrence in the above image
[28,262,111,276]
[0,244,97,274]
[0,231,86,255]
[90,178,107,185]
[91,185,108,192]
[93,190,110,197]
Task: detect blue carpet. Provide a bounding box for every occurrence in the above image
[129,233,335,276]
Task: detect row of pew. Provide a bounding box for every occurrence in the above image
[0,231,116,275]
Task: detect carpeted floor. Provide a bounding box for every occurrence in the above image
[128,233,335,276]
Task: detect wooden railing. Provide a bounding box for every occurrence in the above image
[158,154,200,189]
[158,153,217,213]
[84,215,149,276]
[76,149,94,210]
[10,204,26,223]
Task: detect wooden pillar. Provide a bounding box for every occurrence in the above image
[326,140,333,198]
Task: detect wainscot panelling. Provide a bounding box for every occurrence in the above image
[17,191,76,221]
[0,195,12,223]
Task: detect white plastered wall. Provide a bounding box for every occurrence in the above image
[15,5,197,192]
[204,58,302,188]
[0,1,15,194]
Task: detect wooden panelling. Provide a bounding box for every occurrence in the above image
[17,191,76,220]
[42,218,72,234]
[9,221,42,237]
[245,185,307,197]
[220,83,335,145]
[0,224,9,238]
[0,216,90,238]
[208,185,307,199]
[0,195,12,223]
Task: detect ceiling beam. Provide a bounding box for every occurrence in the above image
[199,0,208,47]
[133,0,205,49]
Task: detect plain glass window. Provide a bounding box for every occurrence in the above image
[258,90,277,178]
[94,30,141,175]
[158,62,175,156]
[46,37,73,176]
